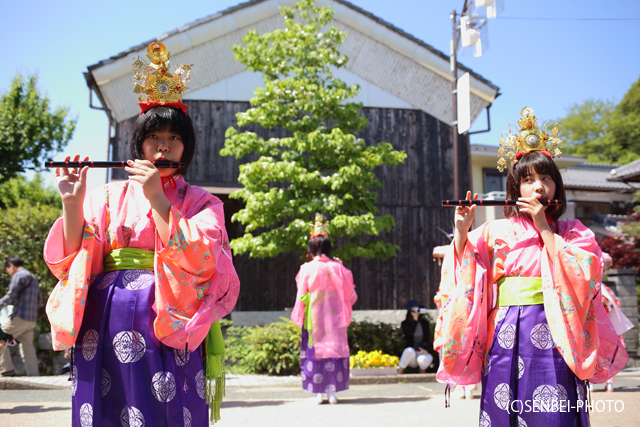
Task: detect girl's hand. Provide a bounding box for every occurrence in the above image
[454,191,478,235]
[125,159,164,203]
[55,154,89,207]
[516,196,549,232]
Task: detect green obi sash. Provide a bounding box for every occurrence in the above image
[103,248,154,272]
[497,277,543,306]
[102,247,226,422]
[300,292,313,347]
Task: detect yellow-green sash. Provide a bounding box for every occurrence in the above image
[300,292,313,347]
[497,277,543,306]
[103,248,154,272]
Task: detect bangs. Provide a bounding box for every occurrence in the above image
[138,107,189,139]
[512,151,558,183]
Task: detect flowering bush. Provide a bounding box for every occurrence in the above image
[349,350,399,369]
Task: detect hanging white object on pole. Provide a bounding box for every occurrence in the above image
[457,72,471,134]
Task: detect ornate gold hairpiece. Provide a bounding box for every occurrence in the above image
[497,107,562,172]
[310,213,330,238]
[132,42,192,103]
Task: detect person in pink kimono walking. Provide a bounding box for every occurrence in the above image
[291,215,357,405]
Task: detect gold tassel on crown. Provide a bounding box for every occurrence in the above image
[497,107,563,172]
[310,214,330,237]
[132,42,193,113]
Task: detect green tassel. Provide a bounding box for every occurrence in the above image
[205,321,226,423]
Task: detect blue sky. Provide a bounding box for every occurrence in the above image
[2,0,639,192]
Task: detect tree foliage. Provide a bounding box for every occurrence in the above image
[0,72,76,183]
[221,0,406,261]
[0,174,61,333]
[558,75,640,164]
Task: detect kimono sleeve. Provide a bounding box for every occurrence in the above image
[153,194,240,351]
[290,266,310,328]
[43,186,109,350]
[541,219,628,381]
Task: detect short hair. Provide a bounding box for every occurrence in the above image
[129,106,196,176]
[5,256,23,268]
[307,235,332,258]
[504,151,566,221]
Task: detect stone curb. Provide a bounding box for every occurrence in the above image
[350,373,436,385]
[0,377,69,391]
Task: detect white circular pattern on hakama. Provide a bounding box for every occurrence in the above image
[71,365,78,396]
[517,416,528,427]
[102,369,111,397]
[531,324,554,350]
[174,348,190,366]
[494,306,508,323]
[82,330,99,361]
[517,356,525,379]
[325,361,335,372]
[306,361,314,371]
[113,331,146,363]
[301,371,307,381]
[497,324,516,349]
[493,383,513,411]
[577,383,585,401]
[482,357,491,377]
[336,372,343,382]
[183,407,192,427]
[557,383,568,401]
[343,359,349,369]
[532,384,562,412]
[80,403,93,427]
[479,410,491,427]
[123,270,154,290]
[196,370,206,399]
[307,383,314,392]
[151,372,176,402]
[97,272,118,290]
[121,406,145,427]
[300,350,307,358]
[313,373,324,384]
[325,384,336,393]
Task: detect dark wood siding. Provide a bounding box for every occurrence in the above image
[111,101,471,310]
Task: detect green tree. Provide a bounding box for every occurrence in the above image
[221,0,406,261]
[0,174,61,333]
[0,71,76,183]
[558,75,640,164]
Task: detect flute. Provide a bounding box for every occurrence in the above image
[442,199,562,207]
[43,160,185,169]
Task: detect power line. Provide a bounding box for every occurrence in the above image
[498,16,640,21]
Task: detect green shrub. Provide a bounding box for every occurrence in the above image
[347,320,405,357]
[224,318,301,376]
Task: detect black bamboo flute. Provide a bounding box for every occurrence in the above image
[442,199,562,207]
[44,160,184,169]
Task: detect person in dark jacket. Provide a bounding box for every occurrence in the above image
[398,299,434,374]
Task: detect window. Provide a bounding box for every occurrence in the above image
[483,168,507,193]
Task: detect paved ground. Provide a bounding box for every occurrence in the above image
[1,369,639,426]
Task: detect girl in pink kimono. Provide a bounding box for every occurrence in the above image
[438,127,628,425]
[45,105,240,426]
[291,232,357,405]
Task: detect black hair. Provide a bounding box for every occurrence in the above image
[5,256,23,268]
[504,151,566,221]
[129,106,195,176]
[307,234,332,258]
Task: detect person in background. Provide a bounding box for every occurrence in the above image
[0,255,41,377]
[398,299,434,375]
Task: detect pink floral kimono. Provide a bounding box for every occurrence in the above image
[44,176,239,426]
[436,216,628,426]
[291,256,357,394]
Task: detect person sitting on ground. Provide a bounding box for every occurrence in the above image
[397,299,434,374]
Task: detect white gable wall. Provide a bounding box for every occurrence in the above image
[90,0,497,123]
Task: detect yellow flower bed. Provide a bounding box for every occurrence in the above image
[349,350,399,369]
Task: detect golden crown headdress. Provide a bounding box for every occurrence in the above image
[497,107,563,172]
[310,213,330,238]
[132,42,192,104]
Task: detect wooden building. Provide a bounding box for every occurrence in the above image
[84,0,499,311]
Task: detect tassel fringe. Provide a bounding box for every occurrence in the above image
[206,354,225,423]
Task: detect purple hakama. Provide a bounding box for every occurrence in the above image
[480,304,590,427]
[72,269,209,427]
[300,329,350,394]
